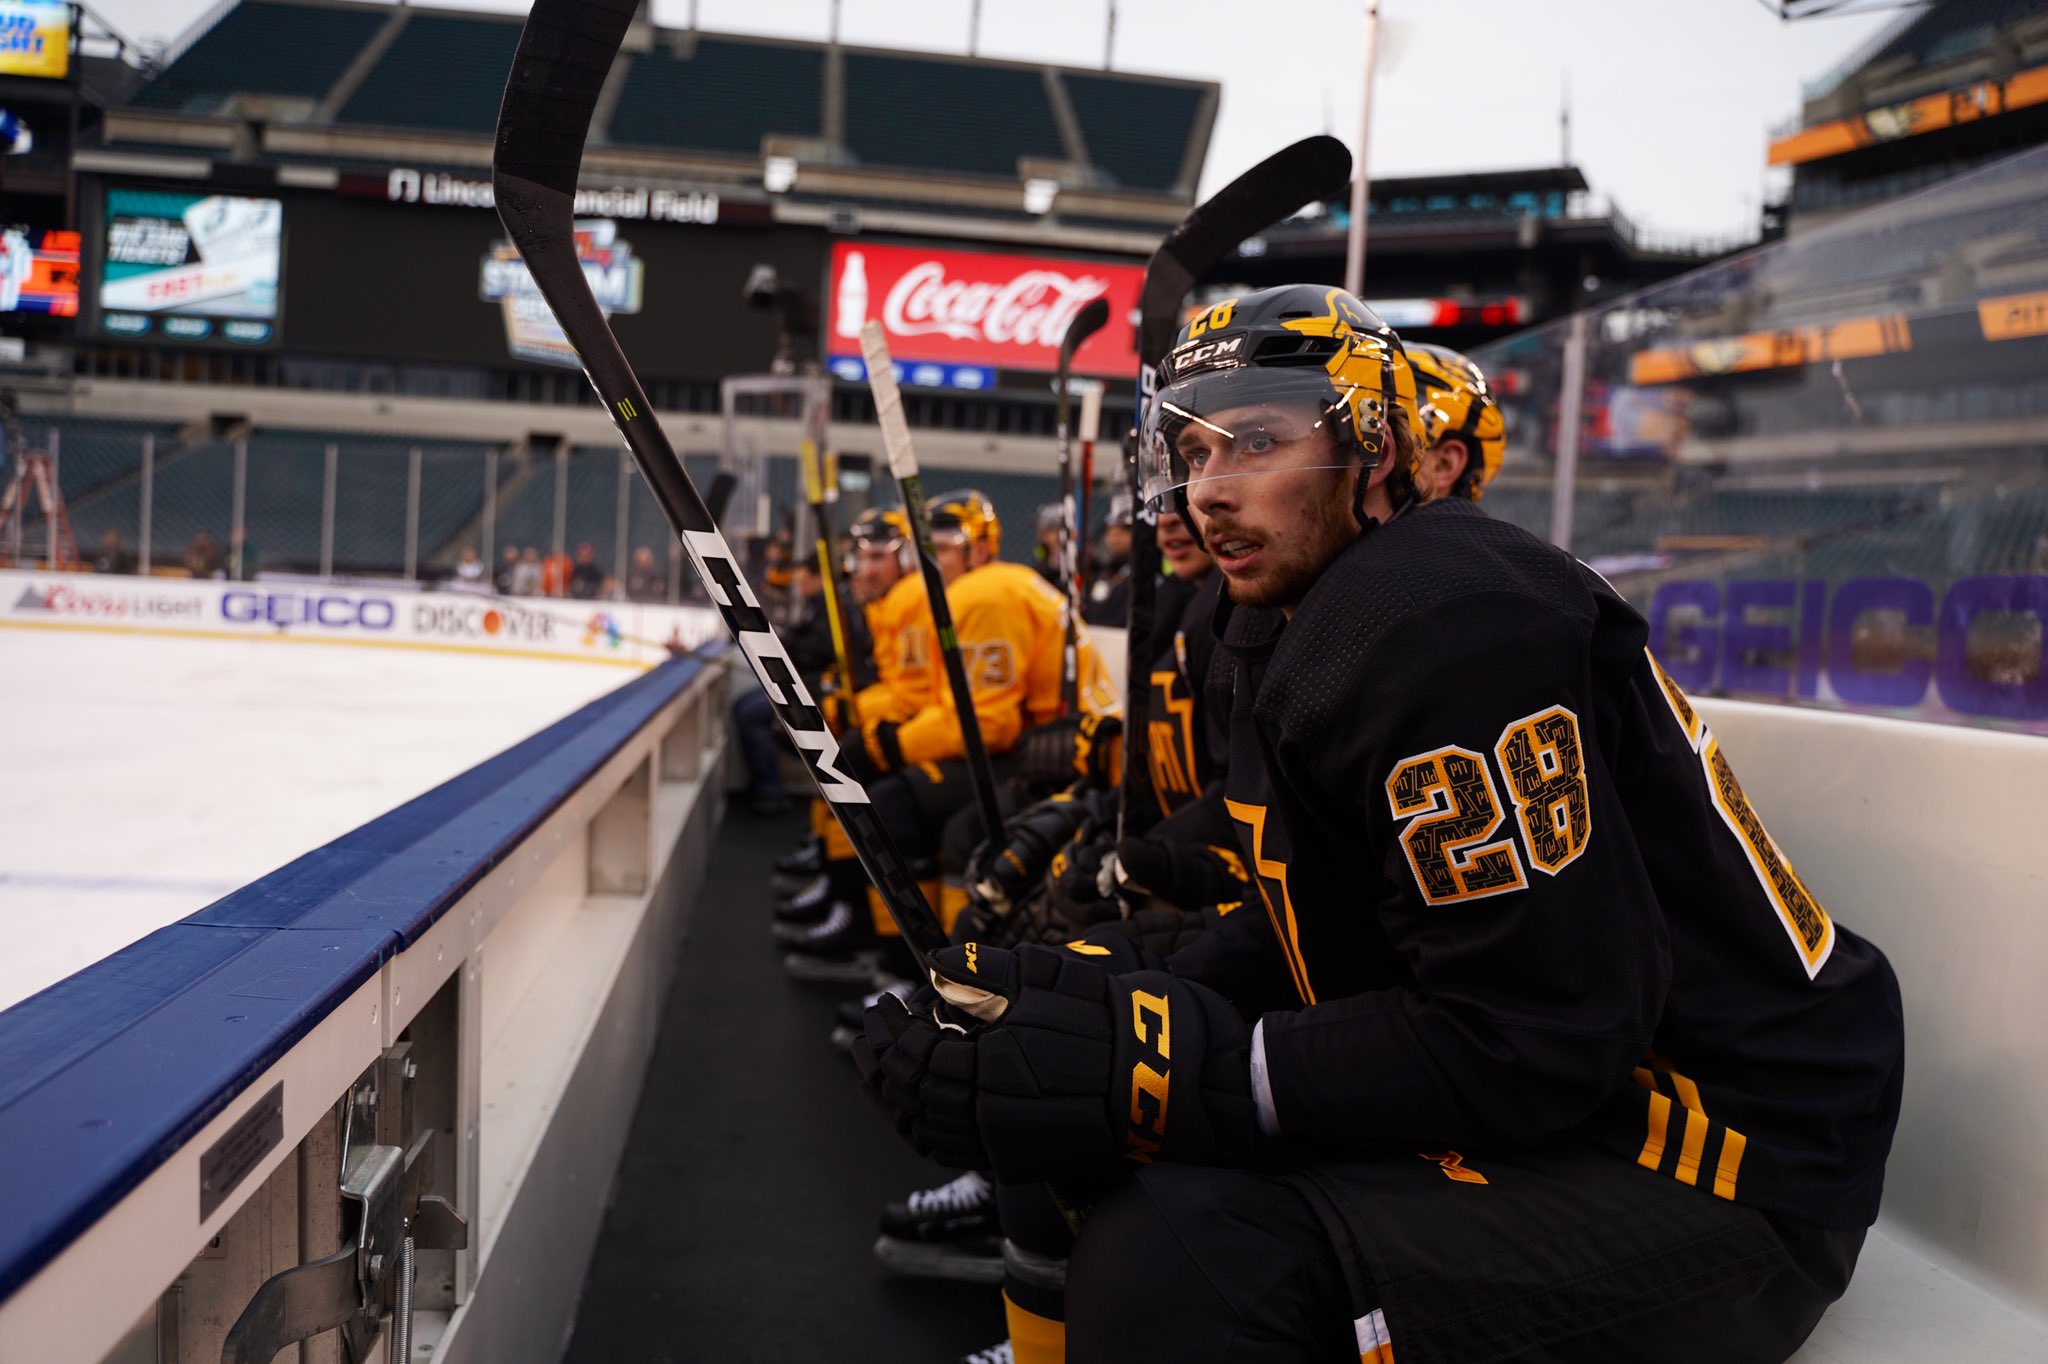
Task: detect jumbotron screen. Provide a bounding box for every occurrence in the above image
[98,189,283,345]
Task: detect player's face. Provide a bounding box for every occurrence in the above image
[1156,510,1210,579]
[932,532,971,584]
[1183,404,1364,613]
[852,540,903,603]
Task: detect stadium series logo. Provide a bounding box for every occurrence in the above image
[479,219,643,368]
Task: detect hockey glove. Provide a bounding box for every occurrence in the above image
[840,719,902,785]
[1013,715,1086,794]
[924,942,1261,1184]
[967,789,1115,917]
[1109,838,1253,914]
[851,991,987,1172]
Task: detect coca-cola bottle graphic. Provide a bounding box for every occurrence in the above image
[835,250,868,339]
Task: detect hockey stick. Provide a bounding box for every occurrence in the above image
[858,322,1009,850]
[798,437,860,734]
[492,0,946,961]
[1076,386,1100,603]
[1055,296,1110,714]
[705,470,738,524]
[1119,134,1353,838]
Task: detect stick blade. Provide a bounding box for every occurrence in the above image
[1060,296,1112,366]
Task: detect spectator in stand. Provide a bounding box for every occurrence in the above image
[1081,492,1134,626]
[626,544,664,602]
[1031,501,1064,586]
[599,574,626,602]
[568,542,605,600]
[227,527,261,581]
[512,547,544,597]
[186,530,224,580]
[539,545,573,598]
[452,543,488,591]
[494,546,521,595]
[92,530,136,576]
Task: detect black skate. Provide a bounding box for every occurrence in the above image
[772,835,825,893]
[959,1344,1012,1364]
[829,974,914,1051]
[873,1171,1003,1283]
[771,873,835,940]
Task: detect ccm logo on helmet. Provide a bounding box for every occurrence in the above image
[679,527,868,804]
[1169,335,1244,371]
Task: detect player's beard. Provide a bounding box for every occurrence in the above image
[1206,466,1361,614]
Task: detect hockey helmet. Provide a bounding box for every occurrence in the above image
[1406,342,1506,499]
[925,489,1001,559]
[1105,488,1135,528]
[850,506,915,572]
[1141,284,1419,530]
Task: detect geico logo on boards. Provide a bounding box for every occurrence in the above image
[11,582,204,620]
[220,590,396,631]
[1649,573,2048,721]
[411,601,556,642]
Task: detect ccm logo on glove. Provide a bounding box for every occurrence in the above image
[1127,989,1172,1162]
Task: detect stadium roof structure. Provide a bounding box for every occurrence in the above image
[88,0,1218,246]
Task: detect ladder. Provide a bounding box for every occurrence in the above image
[0,453,77,567]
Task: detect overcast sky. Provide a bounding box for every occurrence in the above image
[95,0,1905,244]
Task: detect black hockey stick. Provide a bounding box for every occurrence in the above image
[705,470,738,524]
[492,0,946,960]
[1119,134,1353,838]
[1055,296,1110,714]
[859,322,1008,850]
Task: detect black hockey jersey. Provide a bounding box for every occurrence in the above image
[1203,499,1903,1229]
[1145,571,1225,820]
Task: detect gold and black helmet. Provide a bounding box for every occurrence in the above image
[1143,284,1420,530]
[1406,341,1506,499]
[924,489,1001,558]
[849,506,915,570]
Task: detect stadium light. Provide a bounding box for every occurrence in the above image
[764,155,797,194]
[1023,178,1060,215]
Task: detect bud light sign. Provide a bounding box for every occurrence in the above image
[827,243,1141,377]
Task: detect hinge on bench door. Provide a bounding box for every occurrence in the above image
[221,1043,469,1364]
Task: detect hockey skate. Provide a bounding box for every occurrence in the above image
[828,974,914,1051]
[872,1171,1003,1283]
[781,902,913,985]
[772,835,826,894]
[770,872,835,940]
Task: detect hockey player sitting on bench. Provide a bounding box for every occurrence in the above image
[856,285,1904,1364]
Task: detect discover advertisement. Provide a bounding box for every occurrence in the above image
[2,570,722,667]
[99,190,283,345]
[826,242,1142,378]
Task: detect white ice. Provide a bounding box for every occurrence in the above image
[0,630,644,1012]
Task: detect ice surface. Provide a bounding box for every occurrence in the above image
[0,629,642,1012]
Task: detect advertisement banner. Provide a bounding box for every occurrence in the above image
[1,570,724,668]
[0,226,78,315]
[0,0,69,80]
[826,242,1141,378]
[478,218,643,367]
[99,190,283,345]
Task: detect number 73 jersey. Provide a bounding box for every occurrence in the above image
[1214,500,1903,1231]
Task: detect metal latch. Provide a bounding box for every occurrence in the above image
[221,1048,469,1364]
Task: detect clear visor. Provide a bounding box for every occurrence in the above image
[1141,367,1377,505]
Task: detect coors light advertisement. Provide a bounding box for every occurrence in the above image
[827,242,1142,378]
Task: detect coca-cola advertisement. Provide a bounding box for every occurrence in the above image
[826,242,1142,378]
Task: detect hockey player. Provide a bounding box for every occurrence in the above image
[857,285,1902,1363]
[1406,340,1506,504]
[774,507,932,942]
[787,491,1115,981]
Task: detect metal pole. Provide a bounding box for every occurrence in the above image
[229,437,246,579]
[615,450,631,593]
[1549,309,1590,554]
[1344,0,1381,297]
[968,0,980,54]
[321,441,337,579]
[45,427,59,567]
[404,445,422,581]
[668,539,682,604]
[138,433,154,572]
[482,447,498,570]
[552,446,568,558]
[1104,0,1116,69]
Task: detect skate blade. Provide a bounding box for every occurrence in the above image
[782,950,882,983]
[872,1235,1005,1284]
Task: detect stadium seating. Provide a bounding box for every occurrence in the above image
[129,0,386,114]
[11,416,181,504]
[1061,73,1204,192]
[336,13,525,134]
[842,54,1065,178]
[608,38,825,155]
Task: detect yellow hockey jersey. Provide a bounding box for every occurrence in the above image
[891,560,1119,767]
[854,572,935,730]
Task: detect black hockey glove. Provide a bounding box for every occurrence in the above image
[966,789,1115,917]
[840,719,902,785]
[1109,838,1253,914]
[1013,715,1086,794]
[1067,905,1219,967]
[1042,835,1128,939]
[851,991,986,1172]
[924,941,1261,1184]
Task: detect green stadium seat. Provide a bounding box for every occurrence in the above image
[130,1,386,114]
[1062,73,1204,193]
[843,54,1063,179]
[336,13,525,134]
[609,39,824,155]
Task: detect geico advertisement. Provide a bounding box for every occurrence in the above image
[1,571,720,666]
